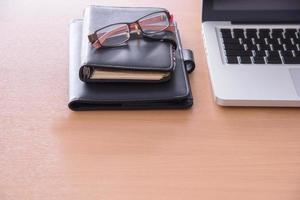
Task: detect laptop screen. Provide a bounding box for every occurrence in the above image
[203,0,300,22]
[213,0,300,11]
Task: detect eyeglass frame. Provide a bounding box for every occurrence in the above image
[88,10,174,49]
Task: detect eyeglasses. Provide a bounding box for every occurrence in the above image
[88,11,175,49]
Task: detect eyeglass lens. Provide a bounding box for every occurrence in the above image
[96,24,130,47]
[138,12,169,34]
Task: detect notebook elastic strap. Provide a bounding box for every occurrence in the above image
[182,49,195,73]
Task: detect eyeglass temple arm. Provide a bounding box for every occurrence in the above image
[88,26,129,49]
[139,23,175,32]
[88,22,145,49]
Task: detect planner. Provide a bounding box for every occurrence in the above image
[68,19,194,110]
[80,6,177,82]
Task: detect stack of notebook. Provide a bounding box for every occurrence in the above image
[69,6,195,110]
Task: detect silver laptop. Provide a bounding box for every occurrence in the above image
[202,0,300,106]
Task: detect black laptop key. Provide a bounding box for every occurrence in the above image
[241,50,253,56]
[268,50,280,57]
[233,29,245,38]
[246,29,257,33]
[248,34,258,40]
[221,29,231,34]
[284,57,300,64]
[258,29,270,38]
[225,50,252,56]
[272,44,284,51]
[255,50,266,57]
[247,44,258,51]
[281,51,294,57]
[281,38,293,46]
[272,29,284,36]
[284,29,297,38]
[233,29,244,34]
[253,56,265,64]
[224,43,245,50]
[285,44,298,51]
[241,38,253,45]
[266,57,282,64]
[227,56,239,64]
[225,50,241,56]
[267,38,279,45]
[223,38,240,44]
[245,29,258,38]
[259,44,271,51]
[293,38,300,46]
[268,57,282,63]
[285,29,297,33]
[273,29,284,33]
[220,29,232,38]
[267,50,281,62]
[240,56,252,64]
[253,38,266,45]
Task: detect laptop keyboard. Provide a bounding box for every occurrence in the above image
[220,28,300,64]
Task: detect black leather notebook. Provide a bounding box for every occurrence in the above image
[80,6,176,83]
[69,19,193,111]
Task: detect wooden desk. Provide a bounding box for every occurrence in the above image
[1,0,300,199]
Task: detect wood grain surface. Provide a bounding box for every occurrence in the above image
[1,0,300,199]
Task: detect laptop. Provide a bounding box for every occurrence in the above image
[202,0,300,106]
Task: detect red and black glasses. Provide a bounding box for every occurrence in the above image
[88,11,174,49]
